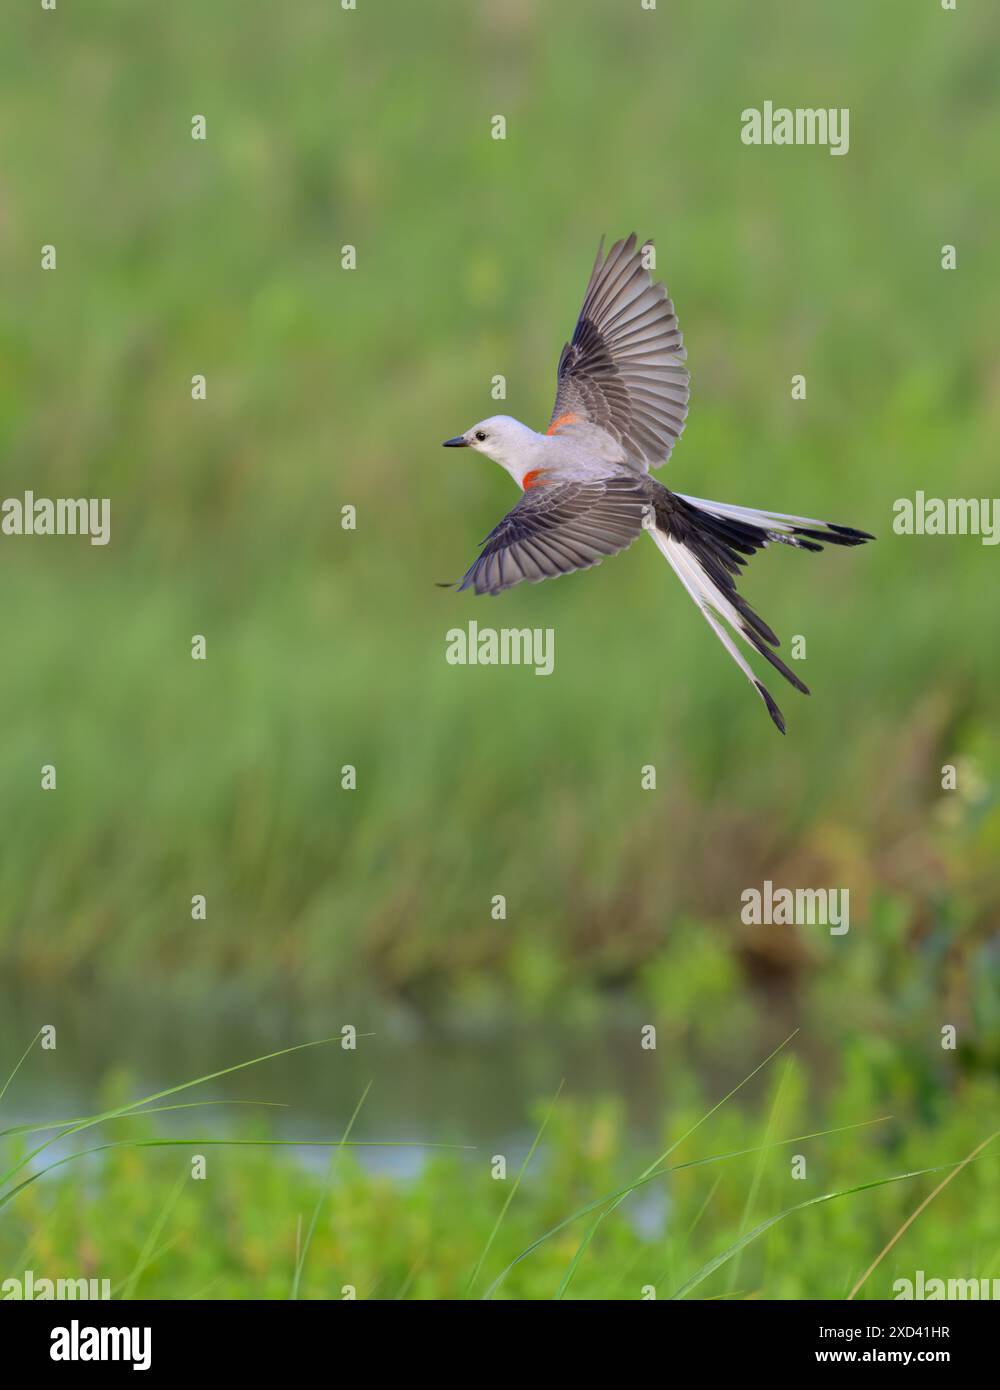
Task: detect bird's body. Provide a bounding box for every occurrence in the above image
[443,234,872,733]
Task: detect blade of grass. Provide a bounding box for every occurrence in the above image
[0,1100,289,1139]
[0,1136,474,1215]
[110,1235,183,1298]
[466,1079,564,1297]
[0,1035,349,1188]
[654,1173,723,1294]
[290,1080,373,1299]
[686,1173,723,1241]
[847,1130,999,1300]
[394,1254,426,1300]
[669,1154,997,1300]
[726,1057,792,1293]
[0,1030,42,1108]
[483,1114,891,1299]
[185,1277,225,1301]
[553,1031,799,1299]
[120,1169,188,1299]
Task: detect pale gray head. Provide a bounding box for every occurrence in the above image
[442,415,539,474]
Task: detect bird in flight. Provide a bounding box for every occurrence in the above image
[442,234,872,733]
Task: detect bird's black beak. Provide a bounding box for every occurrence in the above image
[442,436,469,448]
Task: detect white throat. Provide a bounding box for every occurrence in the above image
[481,422,548,487]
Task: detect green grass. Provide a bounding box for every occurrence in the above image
[1,1034,996,1300]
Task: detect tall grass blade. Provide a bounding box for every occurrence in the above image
[726,1058,792,1293]
[290,1080,373,1299]
[846,1130,999,1300]
[483,1115,890,1299]
[466,1079,564,1297]
[669,1155,997,1300]
[0,1030,42,1108]
[554,1031,799,1299]
[120,1169,187,1299]
[0,1035,346,1188]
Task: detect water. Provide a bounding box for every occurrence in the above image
[0,976,689,1166]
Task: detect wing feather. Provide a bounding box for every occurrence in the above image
[549,234,689,471]
[457,477,650,596]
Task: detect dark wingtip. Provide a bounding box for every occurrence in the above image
[828,523,876,543]
[755,681,787,735]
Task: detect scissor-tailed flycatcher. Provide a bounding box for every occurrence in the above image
[443,234,872,732]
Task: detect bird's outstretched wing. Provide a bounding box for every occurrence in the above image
[457,476,651,596]
[548,233,689,471]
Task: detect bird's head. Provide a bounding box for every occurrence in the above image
[442,415,539,473]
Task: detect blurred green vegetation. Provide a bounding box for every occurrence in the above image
[0,0,997,1298]
[2,1049,996,1300]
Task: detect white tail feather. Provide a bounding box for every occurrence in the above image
[673,493,830,538]
[646,522,786,732]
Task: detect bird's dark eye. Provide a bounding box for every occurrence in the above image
[475,430,487,442]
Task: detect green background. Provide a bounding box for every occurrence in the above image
[0,0,997,1299]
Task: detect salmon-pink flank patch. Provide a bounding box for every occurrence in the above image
[521,468,546,490]
[546,411,578,435]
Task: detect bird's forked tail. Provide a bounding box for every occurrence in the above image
[646,490,873,733]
